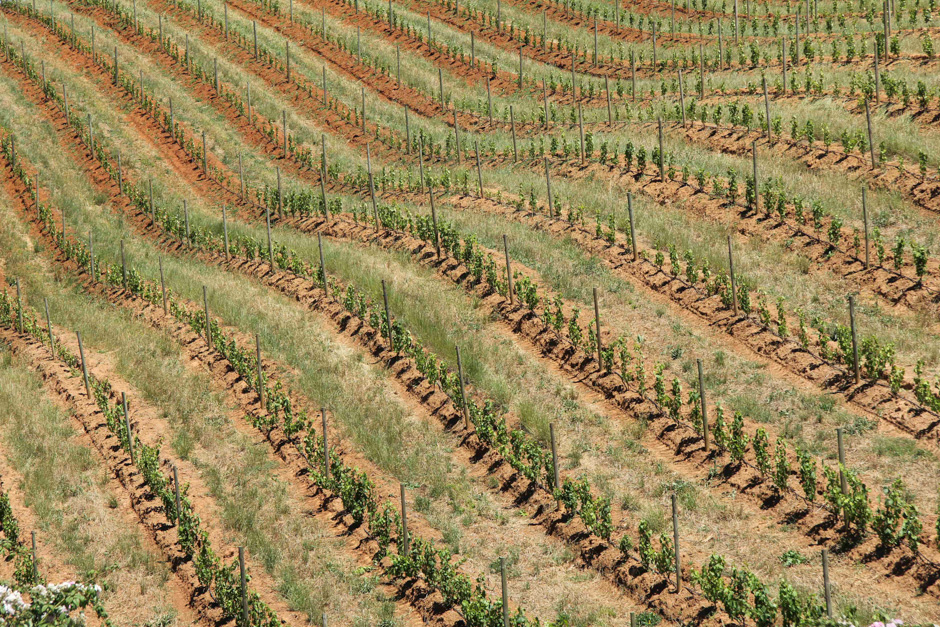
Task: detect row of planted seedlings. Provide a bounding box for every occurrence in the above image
[286,0,735,112]
[216,0,541,124]
[21,71,930,622]
[0,40,851,618]
[189,0,506,129]
[594,99,938,281]
[60,0,940,431]
[0,50,663,617]
[130,141,940,621]
[27,0,426,167]
[100,0,940,421]
[409,0,939,81]
[641,61,940,173]
[11,0,940,600]
[52,0,938,280]
[68,0,681,147]
[362,199,936,561]
[541,0,940,54]
[0,110,589,627]
[66,0,940,244]
[142,0,503,136]
[160,0,661,137]
[0,478,112,622]
[248,0,554,97]
[0,274,281,626]
[350,123,940,417]
[522,0,940,55]
[7,0,940,616]
[255,0,662,109]
[12,0,940,456]
[445,113,940,405]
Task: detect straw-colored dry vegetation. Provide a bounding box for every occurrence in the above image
[1,0,940,623]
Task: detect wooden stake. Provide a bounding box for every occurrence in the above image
[277,166,283,217]
[429,188,441,257]
[500,557,509,627]
[202,286,211,348]
[30,532,37,582]
[318,233,328,297]
[752,141,759,213]
[486,78,493,123]
[122,392,134,459]
[848,295,860,383]
[239,547,248,623]
[382,280,392,346]
[865,99,877,168]
[475,140,483,198]
[121,240,127,289]
[322,408,330,478]
[510,106,517,162]
[173,464,181,524]
[699,43,705,99]
[367,143,378,228]
[503,235,514,305]
[837,427,848,493]
[822,549,832,618]
[400,484,409,554]
[222,205,230,260]
[456,345,470,428]
[678,70,686,126]
[265,203,274,267]
[653,21,660,65]
[698,358,709,451]
[728,235,738,315]
[77,331,91,398]
[605,75,612,125]
[159,257,167,313]
[672,494,681,592]
[593,287,603,369]
[861,188,870,268]
[418,137,425,193]
[549,423,560,490]
[593,18,598,66]
[578,103,585,163]
[282,111,288,158]
[404,107,410,154]
[628,193,637,261]
[256,334,264,409]
[88,231,95,281]
[453,111,461,164]
[542,79,549,129]
[657,118,665,179]
[544,157,553,217]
